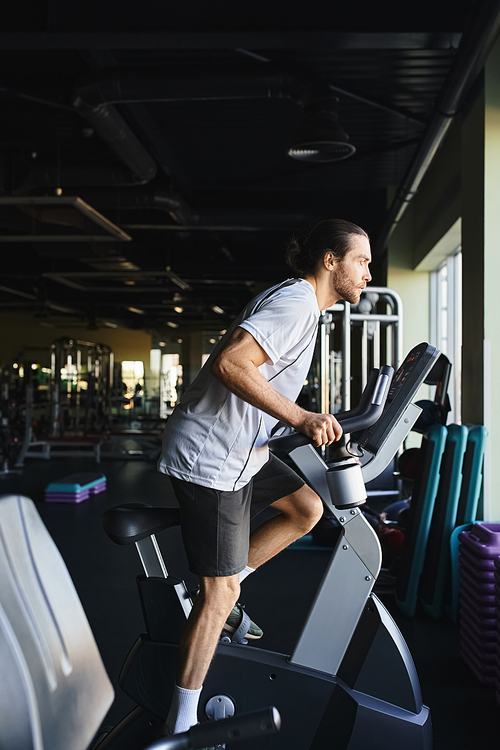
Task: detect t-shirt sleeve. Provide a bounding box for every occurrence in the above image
[239,288,317,365]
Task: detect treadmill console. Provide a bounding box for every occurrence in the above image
[356,342,440,455]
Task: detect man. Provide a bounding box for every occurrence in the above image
[157,218,372,740]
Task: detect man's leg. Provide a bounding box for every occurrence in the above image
[165,574,240,735]
[247,483,323,569]
[176,575,240,689]
[164,472,319,735]
[164,477,256,736]
[166,484,322,734]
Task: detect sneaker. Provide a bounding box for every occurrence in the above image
[224,602,263,640]
[189,588,264,642]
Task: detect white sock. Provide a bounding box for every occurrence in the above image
[165,684,203,735]
[238,565,255,584]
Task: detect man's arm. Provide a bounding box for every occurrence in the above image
[210,327,342,447]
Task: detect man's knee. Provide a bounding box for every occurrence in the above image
[198,575,240,618]
[274,485,323,532]
[300,488,324,529]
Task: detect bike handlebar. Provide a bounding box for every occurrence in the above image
[148,707,281,749]
[269,365,394,453]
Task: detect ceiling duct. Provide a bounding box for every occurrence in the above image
[73,65,355,165]
[73,93,158,185]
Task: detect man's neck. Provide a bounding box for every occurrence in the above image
[303,273,341,311]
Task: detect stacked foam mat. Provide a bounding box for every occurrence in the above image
[496,558,500,705]
[458,524,500,689]
[45,473,106,503]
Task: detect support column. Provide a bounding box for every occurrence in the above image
[461,34,500,520]
[484,38,500,520]
[181,330,203,387]
[461,88,485,429]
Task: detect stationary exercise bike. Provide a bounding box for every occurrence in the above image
[100,342,440,750]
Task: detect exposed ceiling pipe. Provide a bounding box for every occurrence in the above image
[16,165,154,193]
[72,66,344,177]
[63,186,198,224]
[68,66,357,219]
[39,186,308,229]
[73,94,158,185]
[376,0,500,254]
[73,64,310,107]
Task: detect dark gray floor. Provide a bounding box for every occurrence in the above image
[1,455,498,749]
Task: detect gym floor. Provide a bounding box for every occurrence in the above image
[1,455,498,749]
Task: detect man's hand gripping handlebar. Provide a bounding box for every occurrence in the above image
[271,365,394,453]
[295,411,343,449]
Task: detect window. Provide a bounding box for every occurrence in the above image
[430,250,462,423]
[121,360,145,403]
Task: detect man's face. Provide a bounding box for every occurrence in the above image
[331,235,372,305]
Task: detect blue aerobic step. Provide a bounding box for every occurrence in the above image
[45,473,106,503]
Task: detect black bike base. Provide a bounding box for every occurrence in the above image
[119,638,431,750]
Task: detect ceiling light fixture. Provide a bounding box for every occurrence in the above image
[211,305,224,315]
[288,95,356,163]
[166,321,179,328]
[46,302,77,314]
[174,306,183,313]
[0,196,132,242]
[127,306,145,315]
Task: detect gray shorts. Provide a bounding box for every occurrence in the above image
[169,453,305,577]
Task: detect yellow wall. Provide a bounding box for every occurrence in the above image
[0,313,152,369]
[386,214,431,446]
[387,208,431,358]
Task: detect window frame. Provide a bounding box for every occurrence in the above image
[430,248,462,424]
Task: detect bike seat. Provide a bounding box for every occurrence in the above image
[101,502,181,545]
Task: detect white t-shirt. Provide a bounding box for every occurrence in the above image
[157,278,320,490]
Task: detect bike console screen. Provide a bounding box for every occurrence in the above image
[356,342,440,455]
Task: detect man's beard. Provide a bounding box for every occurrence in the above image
[333,266,362,305]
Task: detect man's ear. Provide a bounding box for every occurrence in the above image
[323,250,336,270]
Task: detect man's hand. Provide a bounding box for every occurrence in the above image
[296,411,343,448]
